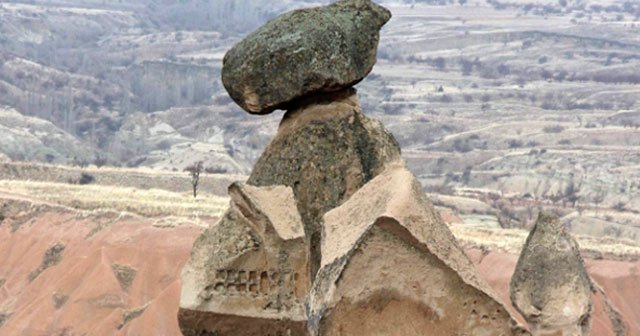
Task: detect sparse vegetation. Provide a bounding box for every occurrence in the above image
[205,166,228,174]
[112,264,137,292]
[453,138,473,153]
[563,178,580,208]
[592,190,607,211]
[0,180,227,218]
[185,161,204,199]
[439,95,453,103]
[462,166,473,185]
[0,312,10,328]
[79,173,96,185]
[507,139,524,148]
[52,293,69,309]
[543,125,565,133]
[93,157,108,168]
[117,304,149,330]
[558,139,572,145]
[67,173,96,185]
[29,242,66,282]
[613,202,628,212]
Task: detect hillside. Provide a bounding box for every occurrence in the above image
[1,0,639,334]
[0,1,638,235]
[0,165,638,334]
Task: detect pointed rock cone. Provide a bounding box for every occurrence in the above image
[248,88,401,280]
[510,213,593,336]
[308,164,530,336]
[178,183,310,336]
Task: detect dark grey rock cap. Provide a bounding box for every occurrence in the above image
[221,0,391,115]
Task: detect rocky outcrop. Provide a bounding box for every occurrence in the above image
[510,213,594,336]
[179,183,309,336]
[308,164,529,336]
[177,88,401,335]
[181,1,532,335]
[180,2,402,333]
[248,88,401,277]
[221,0,391,114]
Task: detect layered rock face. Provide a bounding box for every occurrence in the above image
[222,0,391,114]
[248,89,401,278]
[510,213,594,336]
[179,1,529,335]
[308,164,529,336]
[179,183,309,335]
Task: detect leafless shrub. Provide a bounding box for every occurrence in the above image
[543,125,565,133]
[185,161,203,198]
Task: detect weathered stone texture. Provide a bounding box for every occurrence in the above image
[221,0,391,114]
[308,164,530,336]
[247,89,401,278]
[179,183,309,336]
[510,213,593,336]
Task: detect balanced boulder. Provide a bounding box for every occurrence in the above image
[179,0,537,334]
[510,213,593,336]
[221,0,391,114]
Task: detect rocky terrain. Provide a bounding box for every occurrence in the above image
[175,1,638,335]
[1,0,639,334]
[0,178,638,335]
[1,0,638,242]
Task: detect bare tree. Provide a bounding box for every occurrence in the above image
[593,189,607,214]
[185,161,204,199]
[462,166,473,185]
[562,175,582,208]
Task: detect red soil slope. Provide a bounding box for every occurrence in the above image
[1,199,637,336]
[467,249,640,336]
[0,201,202,335]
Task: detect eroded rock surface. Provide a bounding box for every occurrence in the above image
[510,213,593,336]
[308,164,529,336]
[178,183,309,336]
[248,88,401,278]
[221,0,391,114]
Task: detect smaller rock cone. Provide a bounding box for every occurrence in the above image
[510,213,593,336]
